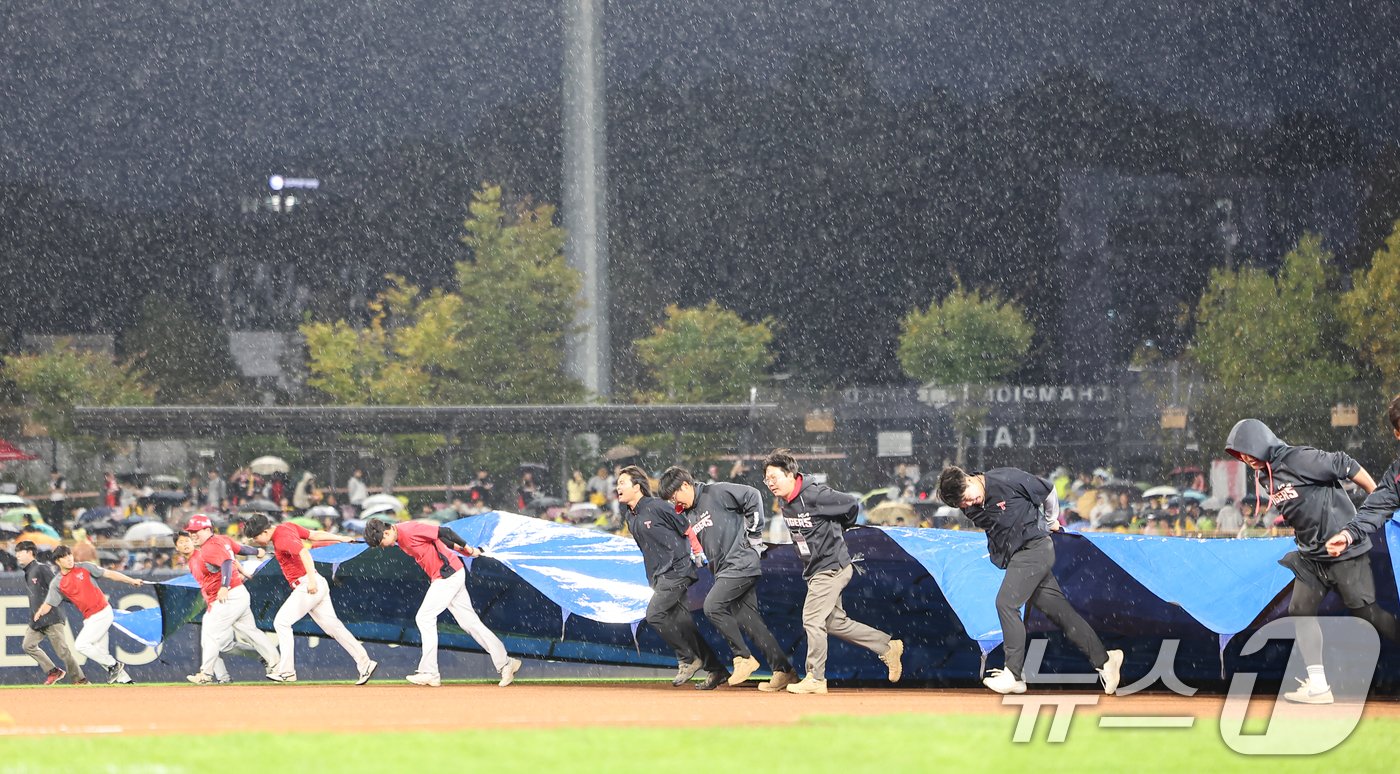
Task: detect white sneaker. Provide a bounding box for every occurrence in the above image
[1283,677,1334,705]
[1097,649,1124,695]
[186,672,216,685]
[757,671,799,692]
[727,656,761,686]
[983,668,1026,695]
[266,672,297,683]
[881,639,905,683]
[406,672,442,687]
[356,660,379,686]
[786,675,828,695]
[498,658,522,687]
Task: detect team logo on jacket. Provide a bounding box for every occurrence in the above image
[996,501,1007,510]
[1271,484,1300,506]
[692,512,714,533]
[786,512,814,529]
[643,520,652,529]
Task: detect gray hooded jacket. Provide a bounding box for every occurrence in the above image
[683,481,765,579]
[1225,418,1365,560]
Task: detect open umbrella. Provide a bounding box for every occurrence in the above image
[148,490,189,504]
[360,493,402,515]
[1141,486,1180,499]
[238,499,282,514]
[603,444,640,462]
[290,516,322,529]
[0,522,20,537]
[0,494,31,508]
[124,521,175,542]
[866,500,915,526]
[0,439,37,462]
[248,456,290,475]
[1181,489,1207,502]
[17,531,61,547]
[1,505,41,524]
[149,474,184,487]
[517,462,549,476]
[305,505,340,519]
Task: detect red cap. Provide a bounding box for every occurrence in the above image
[186,514,213,531]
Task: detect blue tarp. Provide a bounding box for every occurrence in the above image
[148,511,1400,686]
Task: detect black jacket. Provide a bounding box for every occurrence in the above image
[623,495,696,583]
[684,481,765,579]
[960,467,1053,570]
[1341,457,1400,549]
[775,476,858,579]
[23,560,63,629]
[1226,418,1365,561]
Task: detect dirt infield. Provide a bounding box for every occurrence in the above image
[1,682,1397,737]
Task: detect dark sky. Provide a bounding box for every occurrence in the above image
[2,0,1397,206]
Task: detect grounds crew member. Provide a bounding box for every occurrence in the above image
[763,449,903,694]
[937,465,1122,696]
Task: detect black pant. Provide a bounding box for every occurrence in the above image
[1284,551,1400,665]
[703,575,793,672]
[996,536,1108,680]
[647,573,724,672]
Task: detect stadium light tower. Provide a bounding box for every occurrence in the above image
[562,0,610,397]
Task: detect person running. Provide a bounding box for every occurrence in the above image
[363,519,521,687]
[657,466,795,689]
[937,465,1122,695]
[615,465,725,689]
[32,545,145,684]
[1225,416,1400,705]
[242,513,377,684]
[763,450,903,695]
[15,541,86,685]
[184,514,281,684]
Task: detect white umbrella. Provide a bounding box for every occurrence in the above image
[124,521,175,542]
[360,493,402,514]
[0,494,31,507]
[1141,486,1180,499]
[306,505,340,519]
[248,456,290,475]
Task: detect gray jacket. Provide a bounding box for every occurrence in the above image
[1225,418,1365,560]
[684,481,765,579]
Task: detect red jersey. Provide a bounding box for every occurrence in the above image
[195,535,246,604]
[187,551,219,606]
[271,522,312,586]
[54,563,110,619]
[395,521,462,581]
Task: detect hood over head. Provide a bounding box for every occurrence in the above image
[1225,418,1287,464]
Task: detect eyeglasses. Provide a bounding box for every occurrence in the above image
[762,474,787,484]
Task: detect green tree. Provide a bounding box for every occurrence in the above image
[897,283,1033,386]
[3,344,154,472]
[123,295,245,404]
[1343,219,1400,392]
[300,184,584,487]
[635,301,775,403]
[630,301,774,464]
[897,284,1033,465]
[450,184,585,404]
[1190,232,1355,448]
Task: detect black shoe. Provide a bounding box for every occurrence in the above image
[696,670,730,691]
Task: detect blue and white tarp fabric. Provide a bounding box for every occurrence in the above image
[146,511,1400,687]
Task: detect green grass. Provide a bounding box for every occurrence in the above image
[3,714,1399,773]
